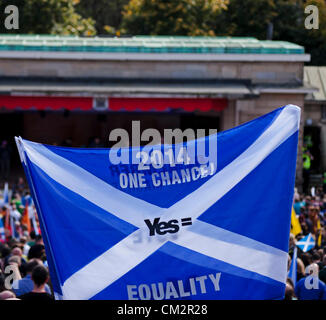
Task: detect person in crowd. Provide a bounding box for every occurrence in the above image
[319,255,326,284]
[19,236,30,257]
[0,290,16,300]
[295,263,326,300]
[12,258,51,297]
[0,171,325,301]
[28,237,46,261]
[0,271,6,292]
[27,230,36,247]
[19,265,53,301]
[61,138,72,148]
[0,244,10,272]
[88,137,104,148]
[306,205,320,235]
[284,278,297,300]
[12,177,25,197]
[7,246,27,277]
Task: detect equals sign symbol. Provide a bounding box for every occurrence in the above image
[181,217,192,226]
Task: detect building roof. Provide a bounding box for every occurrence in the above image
[0,77,314,102]
[0,34,305,55]
[0,77,254,99]
[304,66,326,102]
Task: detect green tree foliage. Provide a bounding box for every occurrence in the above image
[75,0,129,35]
[301,0,326,65]
[121,0,228,36]
[0,0,96,35]
[214,0,326,65]
[214,0,277,38]
[0,0,324,64]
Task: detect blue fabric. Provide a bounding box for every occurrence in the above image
[12,274,51,297]
[17,106,299,300]
[295,277,326,300]
[288,247,297,286]
[296,233,315,252]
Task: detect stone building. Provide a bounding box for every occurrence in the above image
[303,67,326,182]
[0,35,314,186]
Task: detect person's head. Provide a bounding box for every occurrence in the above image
[308,206,319,219]
[322,255,326,267]
[284,278,295,300]
[31,265,49,288]
[35,235,43,245]
[1,245,10,259]
[297,257,305,276]
[11,247,22,257]
[289,234,295,248]
[25,259,43,275]
[317,248,324,258]
[8,255,21,267]
[29,230,36,240]
[20,236,27,245]
[8,238,18,249]
[301,222,308,234]
[0,290,16,300]
[0,272,6,292]
[301,253,313,267]
[312,252,321,263]
[28,244,45,261]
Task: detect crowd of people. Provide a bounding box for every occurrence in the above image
[0,176,325,300]
[286,187,326,300]
[0,178,53,300]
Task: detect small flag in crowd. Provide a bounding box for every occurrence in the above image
[0,217,5,243]
[288,246,297,286]
[21,204,31,234]
[9,207,21,240]
[15,105,300,300]
[10,215,19,240]
[2,182,9,207]
[317,219,322,247]
[290,207,302,236]
[296,233,315,252]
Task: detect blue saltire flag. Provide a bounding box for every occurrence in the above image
[22,195,39,235]
[288,246,297,286]
[15,105,300,300]
[296,233,315,252]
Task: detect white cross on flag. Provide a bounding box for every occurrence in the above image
[296,233,315,252]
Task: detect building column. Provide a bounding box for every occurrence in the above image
[320,123,326,171]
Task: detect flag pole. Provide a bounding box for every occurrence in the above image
[15,137,63,299]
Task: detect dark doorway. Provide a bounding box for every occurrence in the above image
[303,126,321,172]
[0,111,24,184]
[180,114,220,135]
